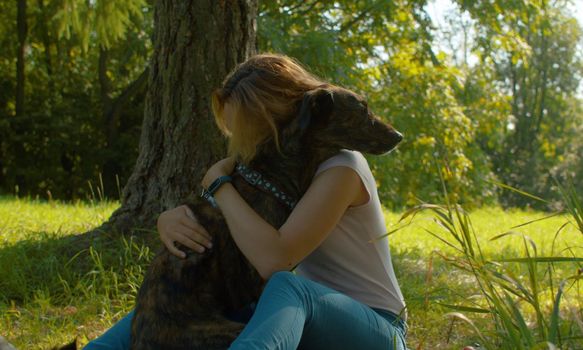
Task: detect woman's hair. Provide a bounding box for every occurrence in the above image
[211,53,329,163]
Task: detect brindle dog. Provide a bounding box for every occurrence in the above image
[129,86,403,349]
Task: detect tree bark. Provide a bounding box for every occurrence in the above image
[16,0,27,118]
[91,0,258,237]
[98,47,150,198]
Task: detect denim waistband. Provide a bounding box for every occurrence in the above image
[371,308,408,336]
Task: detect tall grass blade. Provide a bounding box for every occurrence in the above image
[445,312,492,348]
[437,302,491,314]
[87,180,96,204]
[504,292,535,347]
[423,228,464,253]
[551,222,570,256]
[369,221,412,241]
[432,216,464,247]
[508,211,564,230]
[490,230,522,241]
[488,269,532,301]
[98,172,105,201]
[493,257,583,263]
[115,174,122,200]
[554,178,582,234]
[489,290,525,349]
[521,236,547,338]
[393,160,582,348]
[398,203,443,223]
[489,180,549,203]
[548,279,566,346]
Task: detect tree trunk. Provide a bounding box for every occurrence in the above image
[92,0,257,237]
[37,0,53,83]
[16,0,27,118]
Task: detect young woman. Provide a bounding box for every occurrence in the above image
[84,53,407,350]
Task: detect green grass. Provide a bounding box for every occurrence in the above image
[0,195,581,349]
[0,196,152,349]
[383,203,582,349]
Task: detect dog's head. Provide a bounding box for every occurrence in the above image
[281,86,403,156]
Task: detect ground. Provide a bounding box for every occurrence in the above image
[0,196,581,349]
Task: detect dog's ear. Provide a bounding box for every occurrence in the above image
[280,88,334,153]
[280,88,334,150]
[296,88,334,131]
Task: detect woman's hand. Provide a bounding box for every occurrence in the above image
[157,205,213,258]
[202,157,236,189]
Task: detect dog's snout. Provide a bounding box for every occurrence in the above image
[393,130,403,143]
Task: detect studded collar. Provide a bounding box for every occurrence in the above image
[235,164,297,210]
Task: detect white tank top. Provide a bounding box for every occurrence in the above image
[295,150,407,320]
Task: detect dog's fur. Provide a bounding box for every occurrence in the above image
[127,86,401,349]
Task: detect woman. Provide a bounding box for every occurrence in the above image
[84,53,407,350]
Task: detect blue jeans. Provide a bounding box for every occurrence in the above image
[85,271,407,349]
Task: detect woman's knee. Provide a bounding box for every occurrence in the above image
[265,270,303,292]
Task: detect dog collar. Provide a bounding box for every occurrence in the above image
[235,164,297,210]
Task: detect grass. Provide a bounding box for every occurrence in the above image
[0,196,151,348]
[384,205,582,349]
[0,195,581,349]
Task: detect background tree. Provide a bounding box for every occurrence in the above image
[16,0,27,119]
[258,0,501,207]
[0,0,152,199]
[455,0,583,207]
[0,0,580,212]
[102,0,258,235]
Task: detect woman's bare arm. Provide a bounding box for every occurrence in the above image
[212,166,365,280]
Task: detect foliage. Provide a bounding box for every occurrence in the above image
[0,0,152,200]
[258,0,503,208]
[54,0,148,51]
[394,167,583,349]
[0,0,581,210]
[454,0,583,208]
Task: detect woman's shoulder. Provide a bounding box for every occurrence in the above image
[315,149,369,177]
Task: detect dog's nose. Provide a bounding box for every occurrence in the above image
[386,129,403,145]
[379,129,403,155]
[392,130,404,143]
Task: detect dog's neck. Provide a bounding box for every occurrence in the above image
[247,142,340,203]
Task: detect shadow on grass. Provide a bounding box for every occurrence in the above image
[0,228,160,306]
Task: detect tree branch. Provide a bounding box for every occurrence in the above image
[98,47,113,110]
[106,67,150,144]
[338,2,381,33]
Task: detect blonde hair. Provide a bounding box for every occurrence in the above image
[211,53,329,163]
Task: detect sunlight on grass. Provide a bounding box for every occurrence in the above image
[0,195,581,349]
[0,195,119,243]
[0,196,145,349]
[385,205,582,350]
[385,206,581,258]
